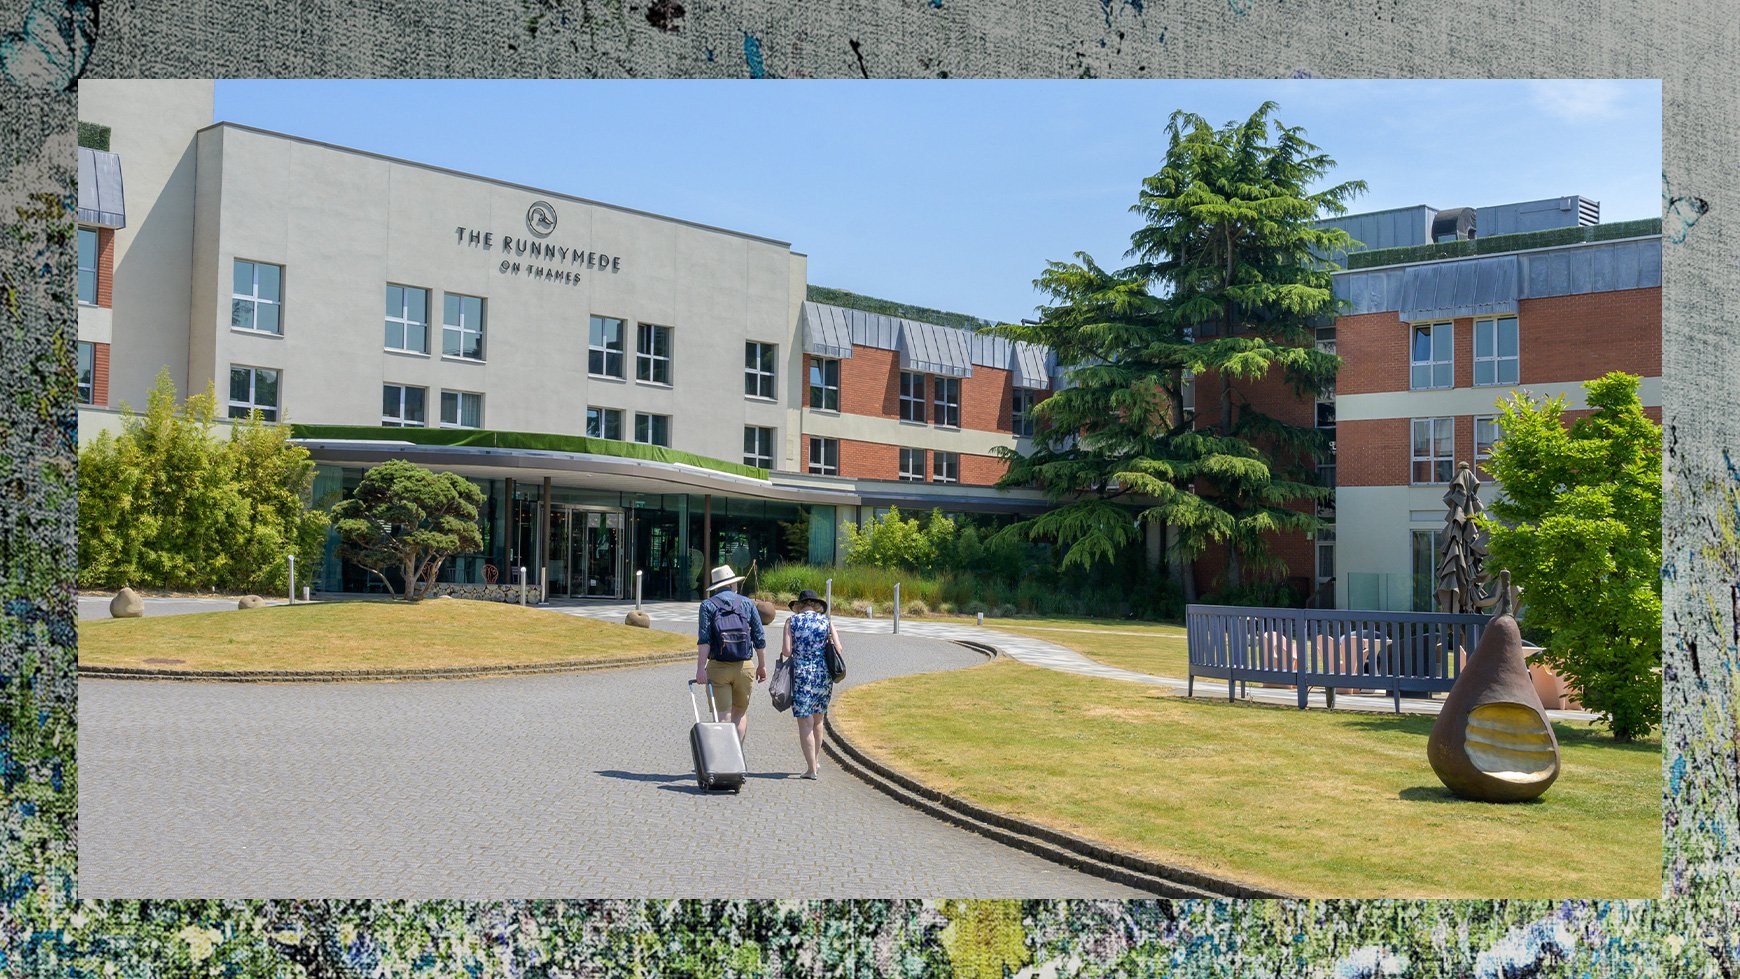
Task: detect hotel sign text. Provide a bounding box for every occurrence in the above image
[453,222,622,287]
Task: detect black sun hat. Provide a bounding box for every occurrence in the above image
[788,588,829,613]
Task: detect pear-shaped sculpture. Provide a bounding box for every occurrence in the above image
[1427,614,1560,802]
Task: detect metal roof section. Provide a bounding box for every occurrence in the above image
[1477,196,1599,237]
[1315,205,1435,252]
[1398,254,1521,321]
[1335,237,1661,318]
[798,301,856,359]
[1009,340,1053,390]
[77,146,126,228]
[898,318,975,378]
[1522,237,1660,298]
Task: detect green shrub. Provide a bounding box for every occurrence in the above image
[905,599,930,617]
[964,600,989,615]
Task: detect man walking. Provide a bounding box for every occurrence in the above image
[695,564,768,746]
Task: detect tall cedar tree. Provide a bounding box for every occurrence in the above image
[988,103,1361,598]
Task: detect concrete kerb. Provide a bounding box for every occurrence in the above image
[821,637,1290,900]
[77,650,697,683]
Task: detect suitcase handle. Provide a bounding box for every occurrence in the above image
[687,679,722,724]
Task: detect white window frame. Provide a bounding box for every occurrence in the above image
[76,340,95,404]
[634,412,671,447]
[586,405,623,441]
[589,315,626,379]
[227,365,279,421]
[1473,316,1519,387]
[809,357,840,411]
[77,227,99,306]
[231,259,283,335]
[898,447,925,482]
[440,390,484,429]
[636,323,673,386]
[932,376,962,428]
[1410,416,1454,485]
[1011,389,1036,437]
[381,383,427,427]
[808,436,839,476]
[932,450,960,484]
[1409,321,1453,391]
[744,341,777,400]
[744,426,775,469]
[1474,414,1503,465]
[384,284,430,354]
[899,371,926,422]
[443,293,486,361]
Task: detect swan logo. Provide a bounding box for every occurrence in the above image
[526,200,558,239]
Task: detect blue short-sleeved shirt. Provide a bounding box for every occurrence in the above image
[696,590,767,654]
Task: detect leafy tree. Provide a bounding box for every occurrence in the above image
[988,102,1359,600]
[1478,371,1662,740]
[330,459,485,601]
[841,506,937,572]
[77,370,326,593]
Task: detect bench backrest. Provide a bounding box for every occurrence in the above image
[1186,604,1490,691]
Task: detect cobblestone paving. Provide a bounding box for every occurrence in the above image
[79,622,1146,898]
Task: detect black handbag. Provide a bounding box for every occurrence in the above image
[823,635,846,682]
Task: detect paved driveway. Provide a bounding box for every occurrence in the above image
[79,621,1145,898]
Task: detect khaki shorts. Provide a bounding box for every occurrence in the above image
[705,658,754,714]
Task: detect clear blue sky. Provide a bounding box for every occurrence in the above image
[214,79,1660,325]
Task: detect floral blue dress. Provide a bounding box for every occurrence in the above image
[786,610,835,718]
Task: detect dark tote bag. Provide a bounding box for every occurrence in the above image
[823,629,846,683]
[769,655,794,712]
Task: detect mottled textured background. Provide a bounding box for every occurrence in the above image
[3,0,1734,973]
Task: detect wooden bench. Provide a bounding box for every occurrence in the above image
[1185,604,1491,713]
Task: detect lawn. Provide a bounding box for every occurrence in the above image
[831,658,1660,898]
[79,599,692,672]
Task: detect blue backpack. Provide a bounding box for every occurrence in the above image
[709,594,754,662]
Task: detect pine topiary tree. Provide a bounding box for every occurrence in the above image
[330,460,485,601]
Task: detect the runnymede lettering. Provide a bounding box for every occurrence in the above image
[457,225,624,276]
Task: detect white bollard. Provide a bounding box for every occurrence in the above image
[825,578,832,613]
[892,582,901,634]
[539,567,548,604]
[303,586,311,603]
[976,611,984,626]
[287,554,296,605]
[519,566,528,606]
[635,569,644,610]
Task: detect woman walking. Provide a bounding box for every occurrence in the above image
[780,588,843,779]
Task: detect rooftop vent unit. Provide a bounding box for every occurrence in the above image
[1432,207,1477,242]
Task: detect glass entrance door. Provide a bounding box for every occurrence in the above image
[576,510,623,598]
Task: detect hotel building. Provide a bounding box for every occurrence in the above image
[77,81,1661,610]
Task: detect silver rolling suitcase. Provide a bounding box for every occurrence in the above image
[687,680,747,792]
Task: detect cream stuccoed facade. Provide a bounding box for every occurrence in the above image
[186,122,810,466]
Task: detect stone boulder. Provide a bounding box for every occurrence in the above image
[753,599,777,625]
[109,587,144,618]
[624,610,651,628]
[237,594,266,609]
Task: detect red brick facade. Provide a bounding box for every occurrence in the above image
[90,341,110,406]
[805,435,1007,487]
[96,228,115,308]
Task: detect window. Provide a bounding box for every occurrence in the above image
[77,228,98,305]
[228,366,279,421]
[744,341,777,399]
[808,436,838,476]
[1409,322,1452,390]
[1411,417,1454,484]
[899,372,926,422]
[1011,389,1037,437]
[1474,415,1504,464]
[441,390,483,429]
[384,284,429,353]
[1315,525,1335,582]
[932,377,961,428]
[744,426,775,469]
[636,323,672,385]
[232,260,283,334]
[381,384,427,427]
[1411,529,1446,612]
[76,341,94,404]
[898,447,925,481]
[588,315,626,378]
[443,293,486,360]
[809,357,840,411]
[634,412,671,447]
[1473,316,1519,386]
[585,406,623,440]
[932,451,959,484]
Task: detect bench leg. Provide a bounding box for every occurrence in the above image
[1325,686,1336,710]
[1393,687,1402,714]
[1297,682,1308,710]
[1187,674,1194,699]
[1228,675,1235,702]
